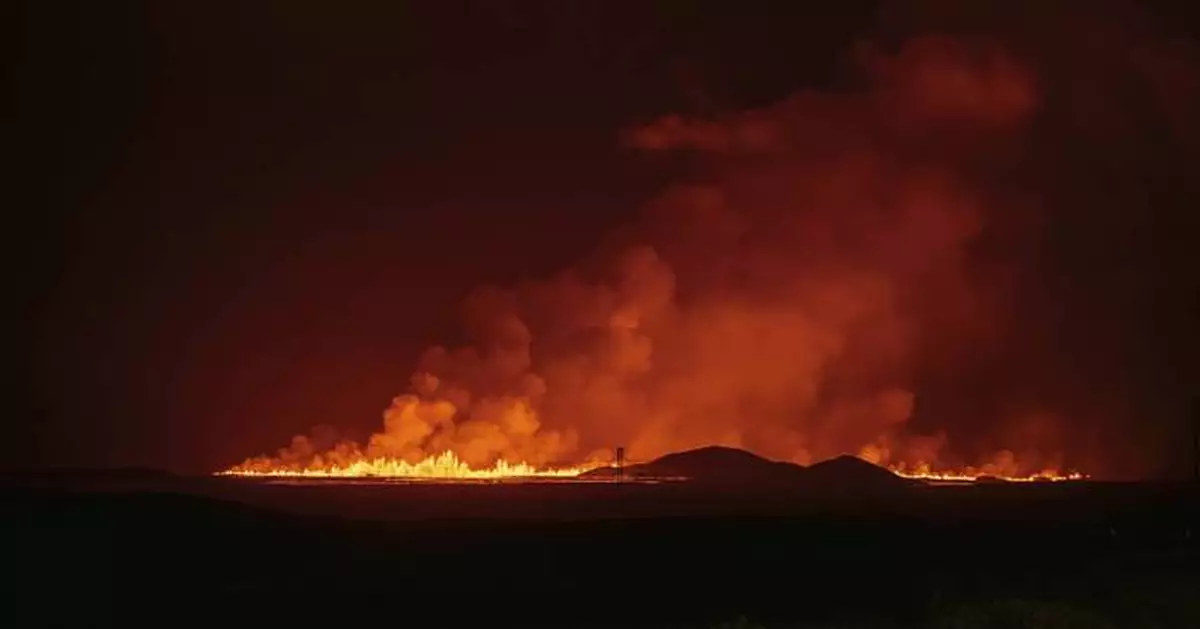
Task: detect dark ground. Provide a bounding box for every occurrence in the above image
[3,474,1198,627]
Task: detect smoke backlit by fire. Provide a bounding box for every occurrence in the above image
[221,9,1200,482]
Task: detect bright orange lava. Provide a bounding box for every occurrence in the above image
[217,450,589,480]
[217,450,1086,483]
[887,467,1086,483]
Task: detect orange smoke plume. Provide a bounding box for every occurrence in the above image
[224,20,1197,481]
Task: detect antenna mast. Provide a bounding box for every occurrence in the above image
[616,446,625,484]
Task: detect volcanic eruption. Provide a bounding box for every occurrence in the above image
[222,6,1199,483]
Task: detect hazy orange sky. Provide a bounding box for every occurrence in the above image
[16,0,1200,478]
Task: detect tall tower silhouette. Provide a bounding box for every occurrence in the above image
[615,446,626,484]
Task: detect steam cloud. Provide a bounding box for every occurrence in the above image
[241,3,1200,479]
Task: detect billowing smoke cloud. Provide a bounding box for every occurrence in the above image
[240,3,1200,479]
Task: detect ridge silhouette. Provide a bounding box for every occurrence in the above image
[581,446,909,490]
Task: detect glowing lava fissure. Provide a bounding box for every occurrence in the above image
[218,450,589,480]
[217,450,1085,483]
[889,468,1086,483]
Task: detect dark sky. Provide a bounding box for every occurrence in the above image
[15,1,876,471]
[13,0,1199,475]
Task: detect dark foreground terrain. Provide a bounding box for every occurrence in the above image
[3,472,1198,627]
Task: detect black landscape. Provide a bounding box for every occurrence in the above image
[5,447,1198,627]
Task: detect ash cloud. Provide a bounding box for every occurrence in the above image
[244,2,1200,479]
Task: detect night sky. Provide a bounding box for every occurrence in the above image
[14,1,1200,477]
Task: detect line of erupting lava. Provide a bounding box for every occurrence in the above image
[889,469,1086,483]
[217,450,1086,483]
[217,450,590,480]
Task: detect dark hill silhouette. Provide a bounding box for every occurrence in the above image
[642,445,808,480]
[803,455,912,490]
[581,445,807,484]
[581,447,913,492]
